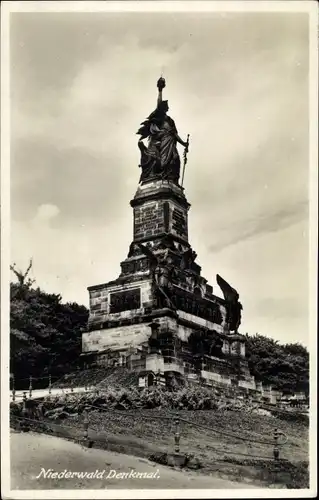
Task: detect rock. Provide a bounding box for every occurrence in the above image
[148,452,168,466]
[187,456,201,469]
[45,407,70,420]
[56,411,70,420]
[92,397,106,406]
[44,409,59,418]
[67,412,79,418]
[167,453,187,468]
[114,402,128,411]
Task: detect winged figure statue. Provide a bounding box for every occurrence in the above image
[137,243,176,310]
[216,274,242,333]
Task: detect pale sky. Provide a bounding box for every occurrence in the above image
[10,11,310,346]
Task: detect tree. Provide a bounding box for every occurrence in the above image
[245,333,309,394]
[10,263,89,388]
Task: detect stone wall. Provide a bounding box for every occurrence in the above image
[145,353,165,373]
[169,199,188,241]
[133,198,189,242]
[82,323,151,353]
[131,180,189,243]
[88,279,153,328]
[89,288,108,315]
[134,200,166,240]
[201,370,231,385]
[238,378,256,390]
[177,311,224,335]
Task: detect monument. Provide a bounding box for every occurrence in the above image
[81,78,256,393]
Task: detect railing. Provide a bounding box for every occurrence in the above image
[10,395,289,462]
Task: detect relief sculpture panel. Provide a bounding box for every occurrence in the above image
[109,288,141,314]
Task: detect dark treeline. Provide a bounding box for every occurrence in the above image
[245,334,309,395]
[10,276,309,394]
[10,278,88,389]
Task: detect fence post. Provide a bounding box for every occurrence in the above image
[12,374,15,402]
[22,391,27,413]
[273,428,279,460]
[29,376,33,398]
[48,374,52,395]
[83,406,89,444]
[174,416,181,453]
[273,428,287,460]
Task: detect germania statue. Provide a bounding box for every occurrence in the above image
[136,77,189,185]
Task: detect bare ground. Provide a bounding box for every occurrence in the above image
[10,431,258,490]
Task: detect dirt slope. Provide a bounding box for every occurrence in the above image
[10,431,258,490]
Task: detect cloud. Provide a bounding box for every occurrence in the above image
[208,201,308,253]
[253,296,306,321]
[33,204,60,223]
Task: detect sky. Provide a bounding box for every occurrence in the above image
[10,11,310,346]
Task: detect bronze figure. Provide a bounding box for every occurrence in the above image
[137,77,189,184]
[216,274,243,333]
[137,243,176,310]
[180,247,197,270]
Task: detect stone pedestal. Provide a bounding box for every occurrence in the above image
[131,180,190,244]
[82,177,253,390]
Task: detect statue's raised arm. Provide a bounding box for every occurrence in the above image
[157,76,166,108]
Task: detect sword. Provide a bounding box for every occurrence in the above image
[181,134,190,187]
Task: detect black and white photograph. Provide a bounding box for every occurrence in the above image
[1,1,318,498]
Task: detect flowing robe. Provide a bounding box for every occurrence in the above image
[138,114,181,183]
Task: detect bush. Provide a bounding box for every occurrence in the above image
[15,386,221,415]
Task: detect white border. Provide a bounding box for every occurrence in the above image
[1,1,318,499]
[308,1,318,496]
[2,0,319,13]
